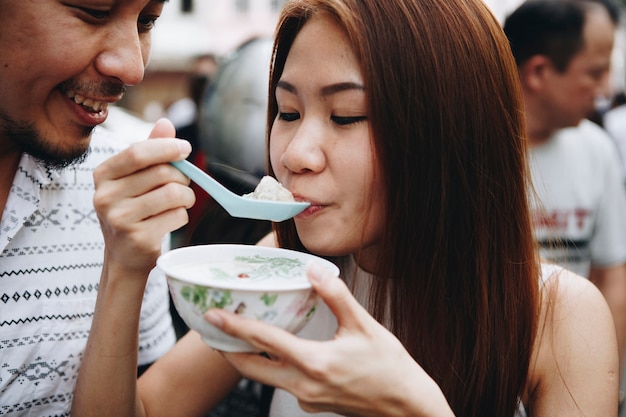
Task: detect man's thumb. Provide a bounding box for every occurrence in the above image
[149,118,177,139]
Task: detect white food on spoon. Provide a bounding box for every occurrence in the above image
[243,176,295,202]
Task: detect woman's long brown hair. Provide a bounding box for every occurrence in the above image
[267,1,540,416]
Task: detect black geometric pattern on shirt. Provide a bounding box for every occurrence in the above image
[0,282,99,305]
[0,311,94,328]
[24,206,98,231]
[137,278,174,354]
[10,184,39,206]
[137,325,176,354]
[0,263,102,278]
[1,241,104,258]
[41,182,92,193]
[0,330,90,350]
[16,165,45,189]
[0,211,21,236]
[1,354,77,414]
[42,178,93,192]
[90,143,120,157]
[1,186,36,237]
[1,355,77,391]
[0,393,72,416]
[0,144,154,415]
[139,310,163,336]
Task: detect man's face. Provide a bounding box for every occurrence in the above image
[0,0,165,168]
[539,6,615,131]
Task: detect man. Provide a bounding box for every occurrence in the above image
[504,0,626,372]
[604,94,626,184]
[0,1,177,415]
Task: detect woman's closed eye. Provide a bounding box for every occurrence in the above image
[332,115,367,125]
[279,112,300,122]
[277,112,367,125]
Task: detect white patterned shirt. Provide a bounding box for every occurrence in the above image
[0,108,176,416]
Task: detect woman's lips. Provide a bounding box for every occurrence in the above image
[293,197,324,218]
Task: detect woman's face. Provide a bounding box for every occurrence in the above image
[270,14,385,270]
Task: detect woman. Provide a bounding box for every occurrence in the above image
[73,0,618,416]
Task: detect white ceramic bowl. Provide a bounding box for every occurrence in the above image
[158,244,339,352]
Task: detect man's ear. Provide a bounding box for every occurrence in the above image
[518,55,553,93]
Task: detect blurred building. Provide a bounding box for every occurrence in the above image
[151,0,286,69]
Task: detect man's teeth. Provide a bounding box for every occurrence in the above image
[66,92,107,112]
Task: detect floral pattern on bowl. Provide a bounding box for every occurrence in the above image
[208,255,305,283]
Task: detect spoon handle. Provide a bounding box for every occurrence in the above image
[170,160,232,202]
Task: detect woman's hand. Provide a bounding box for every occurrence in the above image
[205,262,455,417]
[93,118,195,276]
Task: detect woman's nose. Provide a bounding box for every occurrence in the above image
[279,118,326,174]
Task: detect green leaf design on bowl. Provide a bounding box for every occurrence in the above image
[181,285,233,311]
[305,305,317,320]
[181,285,207,310]
[208,255,305,282]
[260,293,278,306]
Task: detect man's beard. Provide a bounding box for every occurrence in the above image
[0,112,93,170]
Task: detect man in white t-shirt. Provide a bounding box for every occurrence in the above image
[504,0,626,372]
[0,2,177,415]
[604,101,626,184]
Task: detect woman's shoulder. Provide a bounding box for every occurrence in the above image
[256,232,277,247]
[540,265,610,318]
[524,266,619,415]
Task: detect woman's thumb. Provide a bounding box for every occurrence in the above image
[307,261,363,328]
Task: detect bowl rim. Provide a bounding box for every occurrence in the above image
[157,244,339,291]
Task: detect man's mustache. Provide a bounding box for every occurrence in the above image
[59,79,126,98]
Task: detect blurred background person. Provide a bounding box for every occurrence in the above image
[504,0,626,403]
[604,91,626,185]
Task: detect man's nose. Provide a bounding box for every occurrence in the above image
[94,24,147,86]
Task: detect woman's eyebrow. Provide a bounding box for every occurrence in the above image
[320,82,365,97]
[276,80,298,94]
[276,80,365,97]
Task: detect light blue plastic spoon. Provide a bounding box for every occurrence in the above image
[171,160,309,222]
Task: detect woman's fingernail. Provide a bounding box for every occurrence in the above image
[205,310,223,327]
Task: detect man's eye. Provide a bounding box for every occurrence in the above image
[279,112,300,122]
[332,116,367,126]
[79,8,110,20]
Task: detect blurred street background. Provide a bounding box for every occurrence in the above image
[118,0,625,124]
